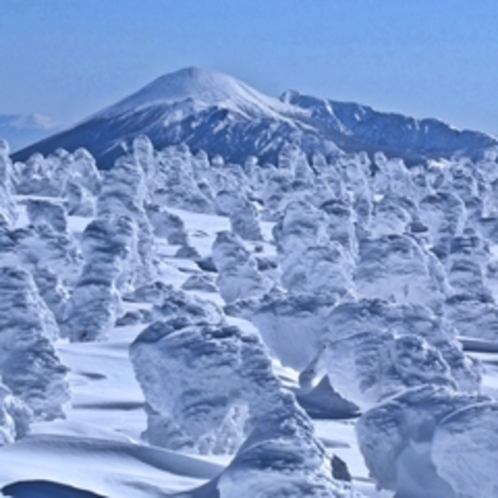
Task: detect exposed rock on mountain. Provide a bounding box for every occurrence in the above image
[13,67,497,169]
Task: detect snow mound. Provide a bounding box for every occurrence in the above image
[2,479,105,498]
[0,433,223,498]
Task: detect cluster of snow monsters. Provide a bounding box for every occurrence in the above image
[4,133,498,496]
[0,141,70,435]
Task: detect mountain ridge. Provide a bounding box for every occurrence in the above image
[11,67,497,168]
[0,113,58,153]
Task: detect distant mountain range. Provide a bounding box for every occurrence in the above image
[11,67,498,168]
[0,113,58,153]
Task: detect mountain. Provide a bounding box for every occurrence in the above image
[12,67,498,168]
[0,114,58,153]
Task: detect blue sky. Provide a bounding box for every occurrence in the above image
[1,0,497,134]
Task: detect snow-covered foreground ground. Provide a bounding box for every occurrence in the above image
[4,127,498,498]
[0,201,390,497]
[3,195,498,497]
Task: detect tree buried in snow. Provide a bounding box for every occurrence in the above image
[0,139,16,226]
[130,320,293,453]
[355,385,496,498]
[26,199,68,233]
[323,332,457,411]
[0,383,31,446]
[213,393,358,498]
[225,291,338,372]
[130,316,348,474]
[321,300,481,408]
[62,215,136,342]
[216,189,263,241]
[211,231,271,303]
[432,401,498,498]
[131,319,361,496]
[97,154,156,286]
[0,267,69,420]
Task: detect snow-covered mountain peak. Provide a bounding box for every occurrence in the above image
[13,66,498,168]
[10,113,57,130]
[106,66,295,118]
[0,113,58,152]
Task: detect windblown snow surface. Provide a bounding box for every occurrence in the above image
[2,68,498,498]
